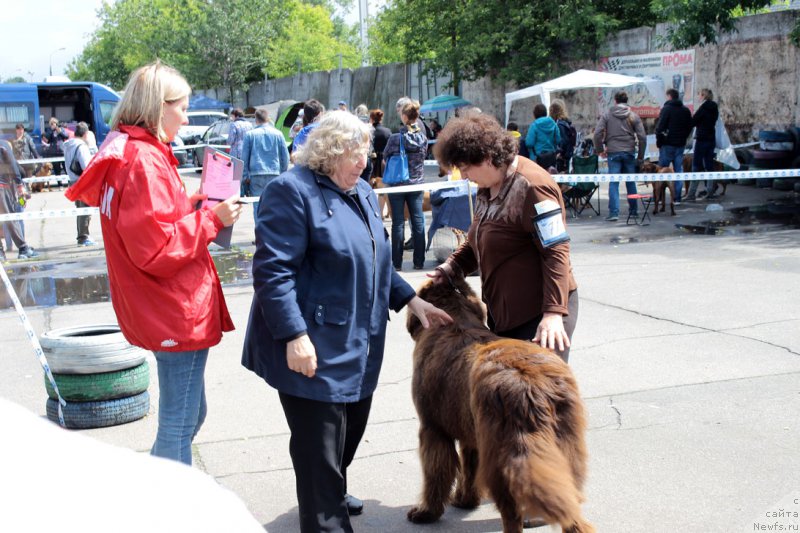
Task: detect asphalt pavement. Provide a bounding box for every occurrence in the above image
[1,178,798,532]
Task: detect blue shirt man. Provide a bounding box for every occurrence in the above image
[241,108,290,215]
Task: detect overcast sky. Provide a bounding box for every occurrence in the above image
[0,0,382,84]
[0,0,108,82]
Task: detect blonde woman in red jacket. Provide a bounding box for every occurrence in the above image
[66,61,242,465]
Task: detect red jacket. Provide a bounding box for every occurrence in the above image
[66,125,234,352]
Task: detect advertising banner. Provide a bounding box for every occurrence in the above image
[599,49,695,118]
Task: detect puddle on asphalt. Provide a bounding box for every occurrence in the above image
[1,250,254,310]
[675,200,800,236]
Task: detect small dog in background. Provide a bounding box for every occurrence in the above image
[29,162,54,193]
[682,154,730,198]
[640,161,677,216]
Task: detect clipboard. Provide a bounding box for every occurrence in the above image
[199,147,243,249]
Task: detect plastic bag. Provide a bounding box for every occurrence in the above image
[714,119,739,169]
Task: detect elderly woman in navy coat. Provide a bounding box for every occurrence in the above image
[242,110,451,533]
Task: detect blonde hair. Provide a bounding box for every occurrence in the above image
[111,61,191,142]
[294,110,371,177]
[549,98,568,120]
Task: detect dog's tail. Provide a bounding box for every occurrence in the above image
[470,339,593,532]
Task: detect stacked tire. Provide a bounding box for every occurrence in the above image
[751,129,798,189]
[42,325,150,429]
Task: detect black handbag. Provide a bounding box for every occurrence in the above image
[69,153,84,176]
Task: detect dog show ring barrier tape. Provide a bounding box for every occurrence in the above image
[0,265,67,426]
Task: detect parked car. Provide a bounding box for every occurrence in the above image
[192,117,255,171]
[178,111,228,144]
[171,136,188,166]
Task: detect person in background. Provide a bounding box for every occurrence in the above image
[242,110,451,533]
[42,117,70,176]
[228,108,253,161]
[550,99,577,173]
[656,88,693,202]
[594,90,646,222]
[291,99,325,155]
[10,123,40,178]
[525,103,560,170]
[63,122,97,246]
[383,100,428,271]
[0,138,38,261]
[370,109,392,179]
[686,88,720,201]
[338,100,348,112]
[354,104,369,123]
[429,118,443,139]
[241,108,290,215]
[65,61,243,466]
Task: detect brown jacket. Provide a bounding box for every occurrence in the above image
[444,156,577,331]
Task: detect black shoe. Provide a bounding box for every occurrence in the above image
[413,264,424,270]
[345,494,363,515]
[18,246,39,260]
[394,265,402,272]
[403,238,413,250]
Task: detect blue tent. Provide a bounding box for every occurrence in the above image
[188,94,231,112]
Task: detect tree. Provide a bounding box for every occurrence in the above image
[653,0,800,48]
[66,0,290,92]
[3,76,27,84]
[368,0,624,90]
[264,0,361,79]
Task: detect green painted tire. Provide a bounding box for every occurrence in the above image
[46,391,150,430]
[45,362,150,402]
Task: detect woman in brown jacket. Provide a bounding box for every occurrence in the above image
[430,114,578,361]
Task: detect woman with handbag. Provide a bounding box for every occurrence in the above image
[382,101,428,270]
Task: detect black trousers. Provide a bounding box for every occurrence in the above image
[75,200,91,243]
[490,289,579,362]
[279,392,373,533]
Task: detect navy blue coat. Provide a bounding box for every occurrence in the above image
[242,165,416,402]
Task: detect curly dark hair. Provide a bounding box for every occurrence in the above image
[434,114,518,169]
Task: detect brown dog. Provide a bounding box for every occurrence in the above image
[640,161,676,216]
[682,154,729,198]
[30,162,54,193]
[406,278,594,533]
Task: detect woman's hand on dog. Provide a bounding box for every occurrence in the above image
[407,296,453,329]
[532,312,571,353]
[286,334,317,378]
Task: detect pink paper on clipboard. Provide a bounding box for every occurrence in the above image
[200,148,241,207]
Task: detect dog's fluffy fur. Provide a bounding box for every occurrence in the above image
[29,162,54,193]
[406,278,594,533]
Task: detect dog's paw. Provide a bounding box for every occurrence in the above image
[451,496,480,510]
[407,506,441,523]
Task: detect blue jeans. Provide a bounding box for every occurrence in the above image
[250,174,278,218]
[607,151,638,217]
[388,190,425,269]
[658,145,686,200]
[151,349,209,465]
[687,139,716,198]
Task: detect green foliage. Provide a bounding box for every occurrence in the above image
[265,0,361,78]
[66,0,361,92]
[654,0,800,48]
[3,76,27,84]
[367,0,625,87]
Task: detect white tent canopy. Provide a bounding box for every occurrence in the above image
[504,69,664,125]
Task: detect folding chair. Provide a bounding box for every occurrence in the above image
[563,154,600,217]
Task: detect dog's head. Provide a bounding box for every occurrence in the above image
[36,162,53,176]
[406,277,486,340]
[639,160,659,174]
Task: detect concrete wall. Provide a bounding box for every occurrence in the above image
[205,10,799,142]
